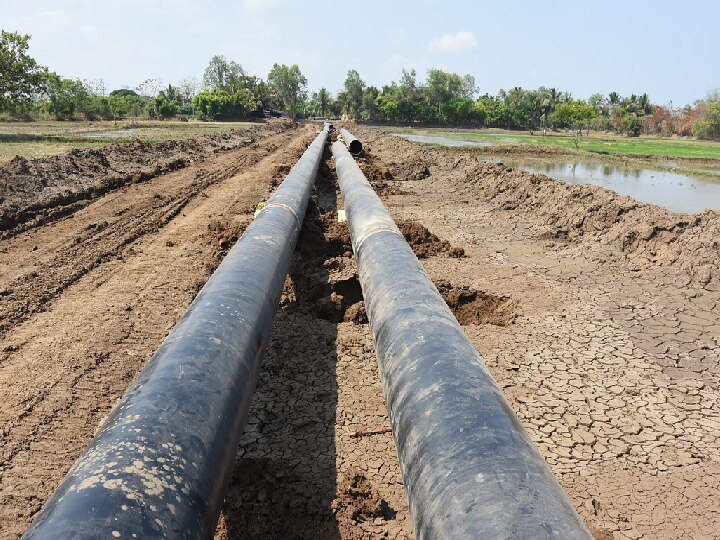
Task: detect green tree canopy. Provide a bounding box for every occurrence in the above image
[0,31,47,113]
[267,63,307,118]
[343,69,365,119]
[203,55,246,91]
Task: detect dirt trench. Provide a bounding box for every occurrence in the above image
[215,140,414,540]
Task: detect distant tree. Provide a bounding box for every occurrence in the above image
[425,69,477,122]
[83,79,107,97]
[361,86,380,121]
[147,84,181,118]
[108,88,147,118]
[343,69,365,119]
[588,93,607,115]
[692,99,720,140]
[178,76,199,103]
[317,87,331,117]
[45,73,91,119]
[0,31,47,113]
[193,87,255,120]
[550,100,597,134]
[477,94,510,127]
[267,63,307,118]
[135,78,163,98]
[623,113,643,136]
[645,105,673,136]
[203,55,242,90]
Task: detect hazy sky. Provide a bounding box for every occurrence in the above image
[3,0,718,106]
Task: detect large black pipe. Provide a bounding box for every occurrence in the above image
[332,137,590,539]
[23,125,330,540]
[340,128,363,154]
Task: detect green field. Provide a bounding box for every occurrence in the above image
[0,120,256,163]
[410,129,720,161]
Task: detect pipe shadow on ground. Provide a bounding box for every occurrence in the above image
[218,147,342,540]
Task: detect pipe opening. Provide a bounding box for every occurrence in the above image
[348,139,363,155]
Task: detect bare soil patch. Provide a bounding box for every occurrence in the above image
[347,122,720,539]
[435,281,517,326]
[397,219,464,259]
[0,123,315,539]
[0,121,292,237]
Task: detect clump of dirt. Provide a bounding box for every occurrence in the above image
[333,468,396,524]
[343,301,368,324]
[397,219,464,258]
[217,457,340,540]
[435,280,517,326]
[204,217,251,271]
[0,121,293,237]
[390,159,431,182]
[283,198,365,323]
[354,152,419,196]
[269,163,292,188]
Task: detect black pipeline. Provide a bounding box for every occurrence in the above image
[331,136,591,539]
[23,125,330,540]
[340,127,363,154]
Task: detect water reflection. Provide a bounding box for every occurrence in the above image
[503,159,720,214]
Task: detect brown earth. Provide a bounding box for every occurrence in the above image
[349,123,720,539]
[0,121,292,237]
[2,119,720,540]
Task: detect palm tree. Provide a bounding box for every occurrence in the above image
[638,93,652,115]
[318,88,330,118]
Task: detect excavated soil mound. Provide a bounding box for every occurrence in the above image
[0,121,292,237]
[455,159,720,289]
[349,124,720,291]
[397,219,464,258]
[435,280,517,326]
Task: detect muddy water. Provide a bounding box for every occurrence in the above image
[501,159,720,214]
[392,133,492,147]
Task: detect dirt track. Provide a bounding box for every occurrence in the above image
[1,122,719,539]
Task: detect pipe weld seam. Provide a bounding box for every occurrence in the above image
[262,202,302,232]
[354,226,404,254]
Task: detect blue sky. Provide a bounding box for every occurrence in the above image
[3,0,718,106]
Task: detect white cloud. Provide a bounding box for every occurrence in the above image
[429,31,478,53]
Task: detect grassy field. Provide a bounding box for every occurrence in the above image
[0,120,256,163]
[406,129,720,161]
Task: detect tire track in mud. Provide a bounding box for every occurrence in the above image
[0,125,318,540]
[0,134,290,337]
[0,122,292,238]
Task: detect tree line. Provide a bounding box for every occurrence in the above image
[1,30,718,140]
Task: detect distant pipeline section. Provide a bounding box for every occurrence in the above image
[332,130,591,539]
[22,125,331,540]
[340,127,363,154]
